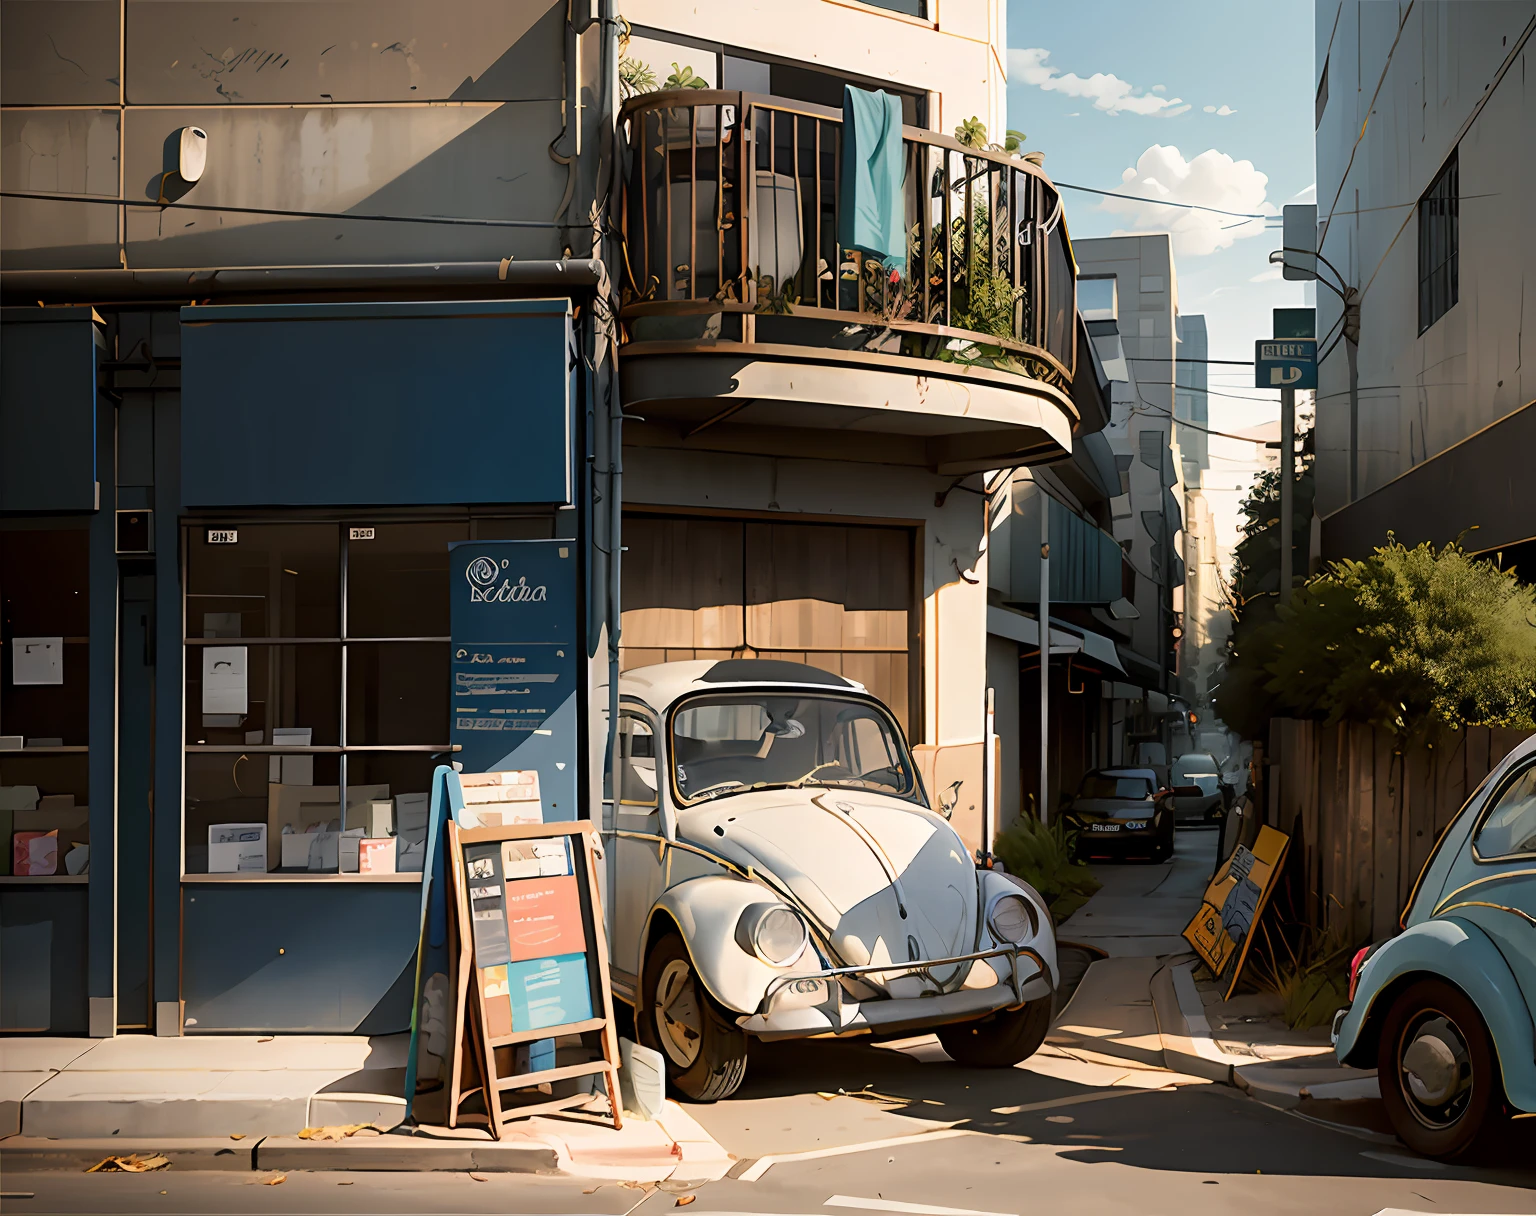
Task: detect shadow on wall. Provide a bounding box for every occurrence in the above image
[1,0,572,270]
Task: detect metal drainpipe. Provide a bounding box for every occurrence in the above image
[601,0,624,862]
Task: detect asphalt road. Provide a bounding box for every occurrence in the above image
[12,827,1536,1216]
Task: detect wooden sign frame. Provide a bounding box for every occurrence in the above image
[445,817,623,1139]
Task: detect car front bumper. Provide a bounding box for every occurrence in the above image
[736,944,1053,1041]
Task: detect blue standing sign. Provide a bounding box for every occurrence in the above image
[449,539,579,819]
[1254,339,1318,390]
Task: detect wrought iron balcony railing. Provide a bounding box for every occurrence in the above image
[619,89,1078,395]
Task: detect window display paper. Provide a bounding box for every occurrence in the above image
[202,646,248,715]
[208,823,266,873]
[12,637,63,686]
[269,727,313,784]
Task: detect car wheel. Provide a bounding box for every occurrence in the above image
[637,932,749,1102]
[936,996,1052,1068]
[1376,978,1506,1160]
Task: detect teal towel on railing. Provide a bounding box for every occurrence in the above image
[839,85,906,275]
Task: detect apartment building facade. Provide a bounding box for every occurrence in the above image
[1314,2,1536,562]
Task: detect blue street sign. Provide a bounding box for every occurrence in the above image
[1254,338,1317,389]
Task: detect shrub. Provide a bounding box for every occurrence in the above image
[993,815,1100,924]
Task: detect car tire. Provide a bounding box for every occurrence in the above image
[637,931,749,1102]
[1376,978,1506,1161]
[937,996,1052,1068]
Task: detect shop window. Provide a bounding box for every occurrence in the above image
[182,517,543,878]
[1,523,91,881]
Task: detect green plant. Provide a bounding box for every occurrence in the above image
[1226,537,1536,739]
[664,63,709,90]
[953,117,1031,158]
[993,815,1100,924]
[1245,922,1354,1030]
[619,57,657,100]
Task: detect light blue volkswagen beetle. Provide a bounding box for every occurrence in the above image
[1334,732,1536,1159]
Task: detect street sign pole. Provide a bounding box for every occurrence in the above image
[1279,386,1295,607]
[1255,331,1314,610]
[1039,491,1050,826]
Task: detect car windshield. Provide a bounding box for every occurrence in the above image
[670,692,919,805]
[1078,774,1153,800]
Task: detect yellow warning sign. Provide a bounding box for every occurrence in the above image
[1182,825,1290,997]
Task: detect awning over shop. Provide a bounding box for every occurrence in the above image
[986,606,1125,673]
[179,299,573,508]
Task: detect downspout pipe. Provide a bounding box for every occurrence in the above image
[0,259,604,303]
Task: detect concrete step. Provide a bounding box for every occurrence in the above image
[0,1137,256,1172]
[15,1034,410,1139]
[1046,955,1166,1067]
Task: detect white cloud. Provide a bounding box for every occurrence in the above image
[1100,144,1277,257]
[1202,104,1236,116]
[1152,84,1167,94]
[1009,48,1190,117]
[1287,182,1317,204]
[1249,265,1284,282]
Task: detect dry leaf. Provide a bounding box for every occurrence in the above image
[85,1153,170,1173]
[675,1195,696,1207]
[468,1172,489,1182]
[229,1134,246,1141]
[338,1181,355,1186]
[297,1123,376,1141]
[582,1187,600,1195]
[261,1174,286,1186]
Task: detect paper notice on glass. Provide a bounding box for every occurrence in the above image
[202,646,248,715]
[12,637,63,686]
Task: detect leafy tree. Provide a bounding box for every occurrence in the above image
[1224,538,1536,739]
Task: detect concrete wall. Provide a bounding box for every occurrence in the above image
[620,0,1007,135]
[0,0,579,270]
[1313,0,1536,528]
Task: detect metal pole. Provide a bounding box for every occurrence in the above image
[1346,336,1359,503]
[1280,385,1296,607]
[1039,490,1051,825]
[981,687,996,865]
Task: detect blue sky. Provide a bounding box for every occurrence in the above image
[1006,0,1316,539]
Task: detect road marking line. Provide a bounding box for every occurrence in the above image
[826,1195,1017,1216]
[735,1129,969,1183]
[990,1085,1174,1115]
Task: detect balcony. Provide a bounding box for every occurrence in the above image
[617,90,1101,474]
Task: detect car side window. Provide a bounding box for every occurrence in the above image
[1474,763,1536,860]
[618,713,659,808]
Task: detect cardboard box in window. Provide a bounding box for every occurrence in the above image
[14,808,89,846]
[395,792,429,842]
[358,837,396,875]
[267,783,388,869]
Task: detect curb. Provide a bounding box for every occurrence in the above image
[256,1133,561,1173]
[1149,958,1381,1109]
[0,1137,257,1173]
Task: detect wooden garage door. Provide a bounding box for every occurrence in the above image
[620,516,914,731]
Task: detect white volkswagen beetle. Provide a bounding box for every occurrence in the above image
[603,658,1057,1100]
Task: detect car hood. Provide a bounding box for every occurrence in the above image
[1069,798,1156,820]
[678,788,977,996]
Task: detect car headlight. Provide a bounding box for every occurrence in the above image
[734,903,808,967]
[987,892,1039,945]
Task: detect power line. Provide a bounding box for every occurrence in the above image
[1056,181,1270,220]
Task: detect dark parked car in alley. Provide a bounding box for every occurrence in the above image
[1063,767,1177,864]
[1168,751,1232,825]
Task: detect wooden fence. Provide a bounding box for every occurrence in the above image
[1264,718,1530,944]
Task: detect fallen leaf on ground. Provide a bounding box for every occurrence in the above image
[468,1172,489,1182]
[261,1174,286,1186]
[297,1123,377,1141]
[338,1181,354,1186]
[85,1153,170,1173]
[229,1134,245,1141]
[675,1196,696,1207]
[582,1187,601,1195]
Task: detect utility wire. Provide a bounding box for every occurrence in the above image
[1055,181,1270,221]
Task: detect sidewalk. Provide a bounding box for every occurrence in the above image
[1051,953,1385,1129]
[0,1033,733,1179]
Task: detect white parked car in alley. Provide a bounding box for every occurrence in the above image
[604,659,1058,1100]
